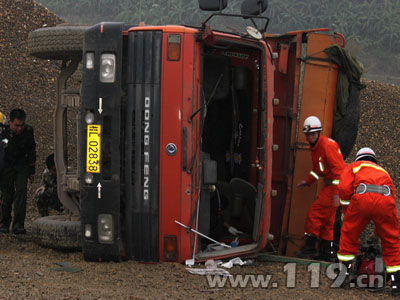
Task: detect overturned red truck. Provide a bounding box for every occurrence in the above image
[28,0,361,262]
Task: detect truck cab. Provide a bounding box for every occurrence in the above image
[80,2,274,261]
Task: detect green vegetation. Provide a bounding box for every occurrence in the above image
[37,0,400,78]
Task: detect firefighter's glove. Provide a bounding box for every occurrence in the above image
[297,180,307,189]
[228,226,243,236]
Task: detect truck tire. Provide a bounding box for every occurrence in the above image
[28,26,86,60]
[31,215,82,251]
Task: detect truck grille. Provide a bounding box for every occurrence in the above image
[124,30,162,261]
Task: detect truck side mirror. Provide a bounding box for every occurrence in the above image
[199,0,228,11]
[203,159,217,185]
[241,0,268,15]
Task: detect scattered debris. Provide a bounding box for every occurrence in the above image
[51,262,82,273]
[186,259,231,277]
[221,257,245,269]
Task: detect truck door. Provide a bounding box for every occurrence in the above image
[194,37,273,260]
[285,32,340,257]
[267,31,341,256]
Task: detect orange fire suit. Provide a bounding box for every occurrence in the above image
[337,161,400,273]
[303,135,346,241]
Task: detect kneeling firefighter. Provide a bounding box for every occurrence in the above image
[296,116,346,261]
[337,148,400,295]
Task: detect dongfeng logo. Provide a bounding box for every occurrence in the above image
[166,143,177,156]
[143,96,150,201]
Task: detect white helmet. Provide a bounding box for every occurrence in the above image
[303,116,322,133]
[355,147,376,162]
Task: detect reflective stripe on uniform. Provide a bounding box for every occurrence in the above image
[337,253,355,261]
[319,156,325,172]
[332,179,339,185]
[340,199,350,206]
[310,171,319,180]
[387,265,400,273]
[353,163,389,175]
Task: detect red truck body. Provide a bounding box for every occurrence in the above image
[78,22,343,262]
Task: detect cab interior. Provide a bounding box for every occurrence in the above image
[196,41,266,257]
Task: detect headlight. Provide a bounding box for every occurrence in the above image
[85,111,95,124]
[84,173,94,185]
[84,224,92,238]
[99,54,116,83]
[86,52,94,69]
[98,214,114,243]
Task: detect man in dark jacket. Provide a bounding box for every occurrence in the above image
[0,109,36,234]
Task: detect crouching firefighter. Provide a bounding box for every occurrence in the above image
[296,116,346,261]
[337,147,400,294]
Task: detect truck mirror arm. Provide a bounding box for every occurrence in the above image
[201,13,269,34]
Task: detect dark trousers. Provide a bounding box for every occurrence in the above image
[0,167,28,229]
[35,192,61,217]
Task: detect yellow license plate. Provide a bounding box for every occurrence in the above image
[86,124,101,173]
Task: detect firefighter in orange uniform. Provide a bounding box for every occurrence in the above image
[296,116,346,261]
[337,147,400,294]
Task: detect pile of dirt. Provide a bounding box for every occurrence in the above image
[351,79,400,241]
[350,79,400,199]
[0,0,62,222]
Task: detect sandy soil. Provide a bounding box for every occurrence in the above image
[0,231,396,300]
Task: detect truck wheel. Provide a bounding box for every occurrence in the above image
[28,26,86,60]
[31,215,82,251]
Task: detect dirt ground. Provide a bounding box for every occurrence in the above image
[0,232,397,300]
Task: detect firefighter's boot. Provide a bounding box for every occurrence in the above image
[391,270,400,296]
[296,234,317,258]
[336,260,355,288]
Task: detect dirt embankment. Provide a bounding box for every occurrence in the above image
[352,79,400,193]
[0,0,61,224]
[0,1,399,299]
